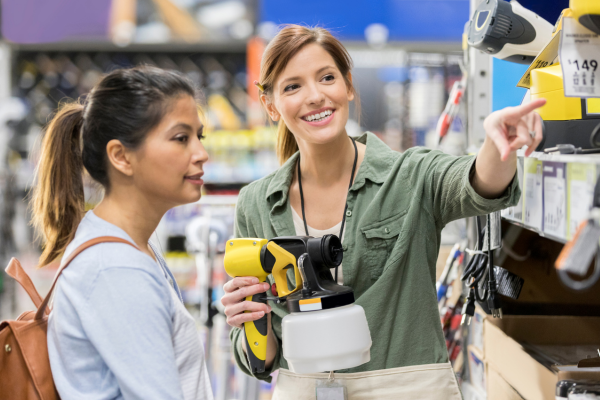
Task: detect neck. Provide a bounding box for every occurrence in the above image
[296,132,355,186]
[93,188,168,249]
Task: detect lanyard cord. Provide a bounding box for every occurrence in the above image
[297,137,359,282]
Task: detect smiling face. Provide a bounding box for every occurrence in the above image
[265,43,355,146]
[129,95,208,208]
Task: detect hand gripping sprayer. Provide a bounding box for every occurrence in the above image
[224,235,372,374]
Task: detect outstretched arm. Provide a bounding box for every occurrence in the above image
[472,98,546,199]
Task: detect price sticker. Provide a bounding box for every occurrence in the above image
[517,33,560,89]
[560,17,600,97]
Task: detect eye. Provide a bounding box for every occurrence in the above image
[284,83,300,92]
[174,134,189,143]
[322,74,335,82]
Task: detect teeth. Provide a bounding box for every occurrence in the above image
[305,110,332,122]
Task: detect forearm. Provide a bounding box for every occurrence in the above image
[472,137,517,199]
[241,312,278,369]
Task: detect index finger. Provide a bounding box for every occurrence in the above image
[510,98,547,118]
[224,276,260,293]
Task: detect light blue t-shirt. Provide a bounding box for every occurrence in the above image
[47,211,212,400]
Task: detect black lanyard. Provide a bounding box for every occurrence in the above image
[297,137,358,282]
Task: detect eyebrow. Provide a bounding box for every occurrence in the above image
[169,122,204,133]
[280,65,336,86]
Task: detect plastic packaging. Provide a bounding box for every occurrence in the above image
[282,304,372,374]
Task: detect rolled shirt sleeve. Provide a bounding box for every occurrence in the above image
[424,151,521,227]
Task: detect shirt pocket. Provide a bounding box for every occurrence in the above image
[360,209,408,280]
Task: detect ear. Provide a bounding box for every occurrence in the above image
[260,93,280,122]
[346,72,355,102]
[105,139,134,177]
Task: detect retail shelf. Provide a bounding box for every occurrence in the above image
[501,150,600,244]
[501,217,567,245]
[9,40,248,53]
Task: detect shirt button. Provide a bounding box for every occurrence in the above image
[384,227,390,234]
[346,210,352,217]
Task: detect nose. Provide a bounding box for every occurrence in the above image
[191,135,209,165]
[305,82,325,106]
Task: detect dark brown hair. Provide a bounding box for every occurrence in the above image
[258,25,360,164]
[31,66,197,266]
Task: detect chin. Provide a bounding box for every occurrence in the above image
[302,126,346,144]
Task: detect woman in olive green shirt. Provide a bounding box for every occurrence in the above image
[220,25,545,399]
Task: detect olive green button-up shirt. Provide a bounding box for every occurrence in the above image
[230,132,520,382]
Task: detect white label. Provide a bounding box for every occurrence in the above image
[560,18,600,98]
[524,165,543,230]
[569,179,594,236]
[569,394,600,399]
[316,387,346,400]
[544,172,566,237]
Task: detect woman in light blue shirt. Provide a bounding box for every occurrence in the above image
[31,66,213,400]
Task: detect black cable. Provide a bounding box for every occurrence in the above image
[297,137,358,283]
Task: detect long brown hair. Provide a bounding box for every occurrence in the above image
[31,66,197,266]
[258,25,360,164]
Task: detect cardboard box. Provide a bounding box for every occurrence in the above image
[484,314,600,400]
[487,365,525,400]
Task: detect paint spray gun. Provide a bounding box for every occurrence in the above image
[223,235,372,374]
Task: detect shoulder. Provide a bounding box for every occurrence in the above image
[59,213,165,292]
[237,166,283,212]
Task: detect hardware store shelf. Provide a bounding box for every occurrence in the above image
[501,151,600,244]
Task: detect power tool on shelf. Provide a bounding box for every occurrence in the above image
[223,235,372,374]
[466,0,553,64]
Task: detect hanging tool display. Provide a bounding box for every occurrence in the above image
[530,63,600,150]
[570,0,600,35]
[466,0,553,64]
[436,63,467,146]
[460,215,525,325]
[223,235,372,374]
[555,176,600,290]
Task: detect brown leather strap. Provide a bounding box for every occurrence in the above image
[34,236,139,321]
[5,258,46,313]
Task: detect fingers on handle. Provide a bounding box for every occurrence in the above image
[223,276,259,293]
[228,310,266,329]
[222,282,270,306]
[225,299,271,317]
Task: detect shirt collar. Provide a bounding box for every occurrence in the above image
[265,131,397,205]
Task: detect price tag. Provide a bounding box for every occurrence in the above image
[567,163,596,239]
[542,162,566,239]
[523,158,543,231]
[560,17,600,98]
[517,33,560,89]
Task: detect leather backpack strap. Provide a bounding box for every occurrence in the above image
[34,236,139,321]
[5,258,46,311]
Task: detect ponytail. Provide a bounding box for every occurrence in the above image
[276,121,299,165]
[31,103,85,266]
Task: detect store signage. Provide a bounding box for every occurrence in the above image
[560,17,600,98]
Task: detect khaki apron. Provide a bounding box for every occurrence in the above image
[272,362,462,400]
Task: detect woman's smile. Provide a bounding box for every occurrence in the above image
[301,107,336,126]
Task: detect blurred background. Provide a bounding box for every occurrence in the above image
[0,1,568,399]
